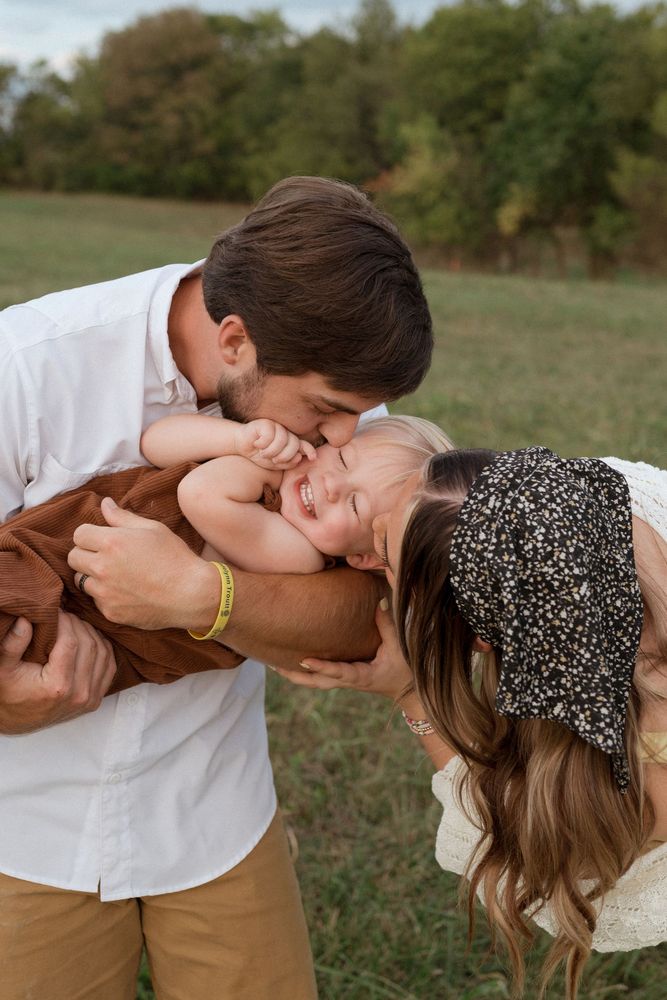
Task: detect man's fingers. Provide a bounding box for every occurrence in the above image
[71,499,152,545]
[99,640,118,700]
[67,546,101,578]
[99,496,132,526]
[45,612,116,709]
[0,612,115,734]
[71,521,106,552]
[40,611,79,692]
[71,571,99,599]
[0,617,33,665]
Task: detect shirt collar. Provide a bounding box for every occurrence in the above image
[147,260,205,402]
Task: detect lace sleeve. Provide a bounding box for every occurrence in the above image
[432,758,667,952]
[602,458,667,542]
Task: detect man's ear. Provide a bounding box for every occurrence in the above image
[346,552,387,571]
[217,315,256,369]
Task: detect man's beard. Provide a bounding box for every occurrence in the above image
[215,367,266,423]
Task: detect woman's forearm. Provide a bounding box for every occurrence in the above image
[398,691,457,771]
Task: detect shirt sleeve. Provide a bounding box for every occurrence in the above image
[0,332,32,522]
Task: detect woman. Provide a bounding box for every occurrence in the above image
[285,446,667,999]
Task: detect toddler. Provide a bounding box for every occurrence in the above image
[0,413,451,692]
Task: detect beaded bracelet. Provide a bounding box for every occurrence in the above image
[401,710,435,737]
[188,562,234,641]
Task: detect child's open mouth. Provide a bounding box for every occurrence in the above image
[298,476,317,517]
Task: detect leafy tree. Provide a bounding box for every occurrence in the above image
[247,0,405,194]
[376,115,497,259]
[0,63,19,184]
[85,8,225,197]
[9,62,77,190]
[612,91,667,268]
[386,0,550,264]
[493,4,655,275]
[402,0,547,139]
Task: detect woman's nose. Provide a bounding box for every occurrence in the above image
[372,513,385,533]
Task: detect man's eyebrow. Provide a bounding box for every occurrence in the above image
[312,395,362,416]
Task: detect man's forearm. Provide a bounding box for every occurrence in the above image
[219,566,387,670]
[68,508,387,667]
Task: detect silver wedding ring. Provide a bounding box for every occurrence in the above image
[78,573,90,595]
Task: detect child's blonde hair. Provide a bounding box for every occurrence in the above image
[353,415,454,496]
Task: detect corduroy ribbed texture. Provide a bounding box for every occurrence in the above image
[0,462,243,693]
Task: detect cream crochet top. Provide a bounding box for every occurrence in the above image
[432,458,667,952]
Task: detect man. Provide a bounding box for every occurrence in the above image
[0,176,432,999]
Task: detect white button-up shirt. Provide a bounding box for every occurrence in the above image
[0,262,276,900]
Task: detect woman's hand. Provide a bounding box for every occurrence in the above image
[272,599,413,701]
[273,598,457,770]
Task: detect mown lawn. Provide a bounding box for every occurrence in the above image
[2,190,666,999]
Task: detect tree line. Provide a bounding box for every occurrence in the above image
[2,0,667,275]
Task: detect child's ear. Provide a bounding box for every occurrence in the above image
[346,552,386,571]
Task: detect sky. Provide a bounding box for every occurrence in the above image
[2,1,445,72]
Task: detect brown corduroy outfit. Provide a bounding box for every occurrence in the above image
[0,462,244,691]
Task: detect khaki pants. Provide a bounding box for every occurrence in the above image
[0,810,317,1000]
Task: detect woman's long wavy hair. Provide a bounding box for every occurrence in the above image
[395,451,663,999]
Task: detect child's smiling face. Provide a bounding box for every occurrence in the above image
[279,434,407,567]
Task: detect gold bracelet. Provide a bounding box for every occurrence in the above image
[187,562,234,641]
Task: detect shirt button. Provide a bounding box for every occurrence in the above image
[126,692,139,707]
[108,772,122,784]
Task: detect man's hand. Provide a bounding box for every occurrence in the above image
[0,611,117,735]
[69,499,387,666]
[272,600,413,702]
[68,497,220,630]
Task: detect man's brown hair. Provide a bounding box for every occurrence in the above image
[202,176,432,400]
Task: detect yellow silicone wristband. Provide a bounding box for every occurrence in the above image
[187,562,234,641]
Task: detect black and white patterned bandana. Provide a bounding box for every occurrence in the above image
[449,447,644,792]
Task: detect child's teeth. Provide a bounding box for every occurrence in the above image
[299,480,315,516]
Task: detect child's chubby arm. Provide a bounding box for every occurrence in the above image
[177,456,326,575]
[141,413,315,471]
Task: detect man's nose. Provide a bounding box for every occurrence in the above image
[319,412,360,447]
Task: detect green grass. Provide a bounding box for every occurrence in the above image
[1,190,666,998]
[0,190,247,307]
[413,271,667,465]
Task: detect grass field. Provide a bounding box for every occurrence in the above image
[2,190,666,999]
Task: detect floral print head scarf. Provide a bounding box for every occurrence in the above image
[449,446,644,791]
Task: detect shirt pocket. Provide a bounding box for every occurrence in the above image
[23,453,99,510]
